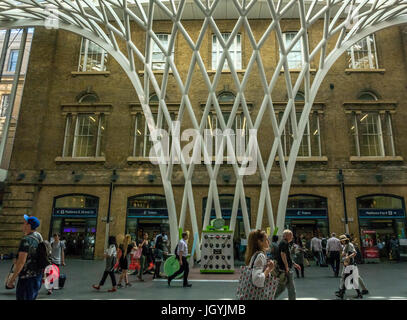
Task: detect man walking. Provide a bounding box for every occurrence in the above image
[48,233,66,295]
[6,215,44,300]
[390,235,400,262]
[168,232,192,288]
[274,229,301,300]
[310,234,322,266]
[327,233,341,277]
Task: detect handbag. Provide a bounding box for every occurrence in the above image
[132,248,142,259]
[236,252,279,300]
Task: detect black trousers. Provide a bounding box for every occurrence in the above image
[329,251,340,276]
[295,263,304,278]
[169,256,189,286]
[99,271,116,287]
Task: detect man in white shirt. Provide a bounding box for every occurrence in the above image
[326,233,342,277]
[168,232,192,288]
[310,235,322,266]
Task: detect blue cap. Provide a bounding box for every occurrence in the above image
[24,214,40,230]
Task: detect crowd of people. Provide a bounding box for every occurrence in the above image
[5,213,187,300]
[4,213,402,301]
[242,229,372,300]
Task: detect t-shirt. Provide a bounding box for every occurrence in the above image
[177,239,188,257]
[17,231,43,279]
[50,241,65,265]
[277,239,292,270]
[342,242,356,265]
[137,239,149,256]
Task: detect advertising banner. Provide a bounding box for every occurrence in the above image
[361,230,380,259]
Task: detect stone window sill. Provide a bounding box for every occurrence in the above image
[280,69,317,74]
[127,157,152,163]
[138,70,174,76]
[207,70,246,75]
[55,157,106,163]
[71,71,110,77]
[350,156,403,162]
[345,68,385,74]
[276,156,328,162]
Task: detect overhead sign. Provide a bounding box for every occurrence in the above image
[208,209,248,219]
[286,208,328,219]
[127,208,168,218]
[53,208,97,216]
[358,209,405,219]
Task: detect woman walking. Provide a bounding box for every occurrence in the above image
[335,235,363,299]
[245,230,275,290]
[153,234,164,279]
[92,236,118,293]
[292,239,305,278]
[117,234,133,288]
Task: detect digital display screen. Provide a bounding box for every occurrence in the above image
[213,249,222,255]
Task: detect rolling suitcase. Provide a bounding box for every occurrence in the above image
[59,273,66,289]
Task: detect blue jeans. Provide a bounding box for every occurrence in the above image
[16,274,43,300]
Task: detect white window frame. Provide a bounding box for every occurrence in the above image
[151,33,174,70]
[0,94,10,117]
[70,113,105,157]
[7,49,19,72]
[280,111,321,157]
[348,34,378,69]
[78,38,107,72]
[211,33,242,71]
[282,32,303,69]
[205,111,248,160]
[133,111,175,158]
[352,112,389,157]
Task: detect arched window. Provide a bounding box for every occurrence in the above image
[149,94,159,103]
[54,194,98,209]
[358,91,378,101]
[217,91,235,103]
[287,194,327,209]
[357,194,403,209]
[295,92,305,101]
[127,194,166,209]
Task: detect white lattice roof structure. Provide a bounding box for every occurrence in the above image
[0,0,407,258]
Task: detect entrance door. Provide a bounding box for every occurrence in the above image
[290,222,317,243]
[137,222,162,241]
[61,218,96,260]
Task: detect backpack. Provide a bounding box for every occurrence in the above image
[174,243,179,258]
[28,234,51,271]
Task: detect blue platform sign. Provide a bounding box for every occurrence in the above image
[209,209,246,219]
[286,208,328,219]
[53,208,97,216]
[358,209,405,219]
[127,208,168,218]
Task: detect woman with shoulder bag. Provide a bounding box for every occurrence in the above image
[92,236,118,293]
[236,230,277,300]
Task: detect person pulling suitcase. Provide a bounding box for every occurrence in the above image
[48,233,66,295]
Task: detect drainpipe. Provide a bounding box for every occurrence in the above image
[104,181,114,250]
[338,169,350,234]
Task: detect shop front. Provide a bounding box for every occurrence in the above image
[126,194,170,243]
[357,194,407,262]
[285,194,329,243]
[202,194,251,262]
[50,194,98,260]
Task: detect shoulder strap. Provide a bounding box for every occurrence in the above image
[27,234,41,245]
[250,251,263,269]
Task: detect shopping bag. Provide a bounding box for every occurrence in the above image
[236,253,279,300]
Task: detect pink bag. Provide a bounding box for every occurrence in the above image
[132,248,142,259]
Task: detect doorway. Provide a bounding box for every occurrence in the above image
[60,218,96,260]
